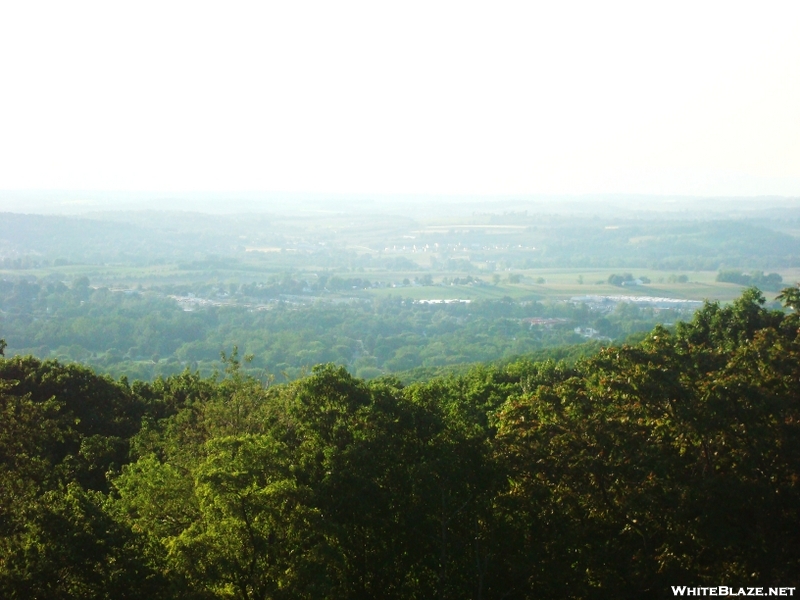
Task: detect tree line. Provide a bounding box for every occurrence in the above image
[1,286,799,598]
[0,276,685,381]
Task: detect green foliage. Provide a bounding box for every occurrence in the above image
[2,279,684,381]
[777,284,800,311]
[607,272,634,285]
[0,357,171,599]
[716,269,783,290]
[2,286,800,597]
[0,483,168,600]
[493,288,800,594]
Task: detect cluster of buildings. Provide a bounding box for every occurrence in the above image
[570,295,703,311]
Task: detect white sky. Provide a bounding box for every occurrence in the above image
[1,0,799,197]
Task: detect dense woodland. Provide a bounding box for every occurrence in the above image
[2,286,799,598]
[0,275,681,381]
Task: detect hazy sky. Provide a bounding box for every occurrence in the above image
[1,1,799,197]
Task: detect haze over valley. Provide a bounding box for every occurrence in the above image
[2,2,800,598]
[2,192,798,381]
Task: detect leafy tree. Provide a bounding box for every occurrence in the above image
[493,291,800,595]
[0,356,172,598]
[0,483,168,600]
[777,284,800,311]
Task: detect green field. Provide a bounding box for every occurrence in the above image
[4,264,796,305]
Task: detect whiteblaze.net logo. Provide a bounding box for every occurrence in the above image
[672,587,795,597]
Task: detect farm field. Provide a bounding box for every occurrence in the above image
[2,263,786,305]
[2,204,799,382]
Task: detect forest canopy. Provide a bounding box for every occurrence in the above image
[1,286,799,598]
